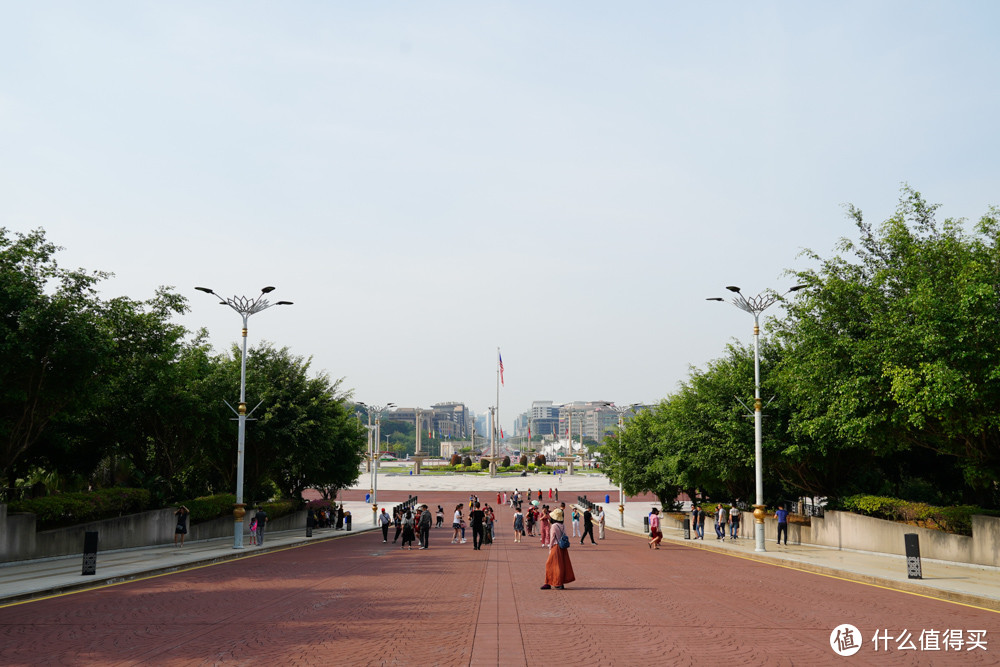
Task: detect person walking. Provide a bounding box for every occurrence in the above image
[648,508,663,549]
[248,514,258,546]
[379,508,391,543]
[484,505,494,545]
[513,507,524,543]
[174,505,189,547]
[548,488,553,500]
[539,506,551,547]
[392,508,403,544]
[418,504,432,549]
[452,504,467,544]
[776,504,789,545]
[470,502,486,550]
[571,507,580,537]
[540,508,575,590]
[436,505,445,528]
[596,505,606,540]
[715,504,727,541]
[401,510,416,550]
[580,506,596,545]
[729,503,740,539]
[697,505,706,540]
[254,507,268,545]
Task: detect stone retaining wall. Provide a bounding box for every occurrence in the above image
[0,505,307,563]
[662,509,1000,567]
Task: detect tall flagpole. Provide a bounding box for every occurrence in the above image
[496,347,501,462]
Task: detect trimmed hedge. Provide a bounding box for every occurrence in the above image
[184,494,299,523]
[184,494,238,523]
[9,487,152,530]
[836,495,1000,536]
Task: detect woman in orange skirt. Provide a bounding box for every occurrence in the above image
[540,508,575,590]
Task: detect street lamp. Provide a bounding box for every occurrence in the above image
[194,285,293,549]
[608,403,636,528]
[357,402,394,523]
[707,283,806,552]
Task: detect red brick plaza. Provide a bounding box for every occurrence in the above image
[1,489,998,666]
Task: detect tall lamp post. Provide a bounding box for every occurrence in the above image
[358,402,394,524]
[609,403,635,528]
[195,286,292,549]
[708,284,805,553]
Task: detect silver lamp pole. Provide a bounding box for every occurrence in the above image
[358,403,394,524]
[708,284,805,553]
[609,403,635,528]
[195,286,292,549]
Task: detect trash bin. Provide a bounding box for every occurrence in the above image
[644,516,649,532]
[82,531,98,575]
[306,526,313,538]
[365,493,371,503]
[683,518,691,540]
[605,494,610,504]
[345,513,352,531]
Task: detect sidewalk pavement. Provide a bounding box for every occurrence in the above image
[612,500,1000,612]
[0,501,379,606]
[3,475,1000,613]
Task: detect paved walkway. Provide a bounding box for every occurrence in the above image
[1,487,999,665]
[3,472,1000,612]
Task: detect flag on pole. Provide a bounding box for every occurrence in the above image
[498,350,504,386]
[500,426,504,439]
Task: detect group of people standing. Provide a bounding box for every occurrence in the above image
[688,503,741,541]
[383,505,434,549]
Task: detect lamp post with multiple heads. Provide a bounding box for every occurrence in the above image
[608,403,636,528]
[194,286,293,549]
[707,284,805,553]
[357,402,394,524]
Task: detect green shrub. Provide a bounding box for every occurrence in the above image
[10,487,152,530]
[519,455,528,466]
[450,453,461,465]
[462,456,473,467]
[183,494,238,522]
[502,456,511,467]
[836,495,1000,536]
[259,499,297,521]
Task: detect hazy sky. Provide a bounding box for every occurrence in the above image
[2,2,998,429]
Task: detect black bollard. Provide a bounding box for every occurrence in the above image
[904,533,922,579]
[683,518,691,540]
[82,531,98,575]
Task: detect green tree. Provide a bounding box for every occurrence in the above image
[775,187,1000,504]
[234,343,365,503]
[0,229,111,498]
[82,290,230,503]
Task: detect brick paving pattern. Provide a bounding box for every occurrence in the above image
[1,490,998,665]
